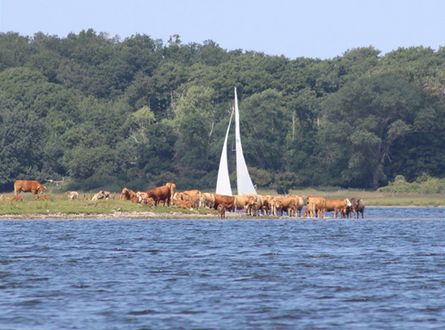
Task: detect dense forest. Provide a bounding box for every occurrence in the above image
[0,30,444,192]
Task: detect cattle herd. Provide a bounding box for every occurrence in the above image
[8,180,365,219]
[116,182,365,219]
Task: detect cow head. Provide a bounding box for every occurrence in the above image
[37,184,47,194]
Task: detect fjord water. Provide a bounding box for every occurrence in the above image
[0,208,444,329]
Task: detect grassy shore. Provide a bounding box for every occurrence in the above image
[0,190,443,218]
[0,193,218,218]
[289,189,445,207]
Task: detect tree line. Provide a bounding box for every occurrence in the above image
[0,30,444,192]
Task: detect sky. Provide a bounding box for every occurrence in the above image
[1,0,444,59]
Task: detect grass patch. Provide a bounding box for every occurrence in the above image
[287,188,444,207]
[0,193,218,216]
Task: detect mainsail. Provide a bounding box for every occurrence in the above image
[215,110,234,195]
[215,87,256,196]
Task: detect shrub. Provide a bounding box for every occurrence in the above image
[378,174,445,193]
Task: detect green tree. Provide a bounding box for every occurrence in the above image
[172,85,215,187]
[320,73,424,188]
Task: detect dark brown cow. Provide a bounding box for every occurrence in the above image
[217,204,227,219]
[351,198,365,218]
[14,180,46,196]
[213,194,235,211]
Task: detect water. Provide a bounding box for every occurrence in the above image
[0,208,444,329]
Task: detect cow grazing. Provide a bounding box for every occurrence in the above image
[14,180,46,196]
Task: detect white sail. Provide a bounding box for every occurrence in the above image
[215,109,234,196]
[234,87,257,195]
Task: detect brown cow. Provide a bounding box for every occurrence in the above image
[246,195,265,216]
[217,204,227,219]
[214,194,235,211]
[14,180,46,196]
[306,196,327,218]
[350,198,365,218]
[174,199,193,209]
[147,182,176,207]
[173,190,202,208]
[273,195,303,217]
[324,199,352,218]
[261,195,275,216]
[200,193,215,209]
[234,195,254,213]
[120,188,139,203]
[136,192,155,206]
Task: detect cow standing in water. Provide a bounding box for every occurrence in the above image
[14,180,46,196]
[351,199,365,218]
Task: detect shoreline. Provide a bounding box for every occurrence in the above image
[0,205,443,220]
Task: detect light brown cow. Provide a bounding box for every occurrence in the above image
[261,195,275,216]
[136,192,154,206]
[14,180,46,196]
[173,190,202,209]
[165,182,176,204]
[92,191,112,201]
[306,196,327,218]
[246,195,265,216]
[234,195,254,213]
[294,195,305,217]
[273,195,301,217]
[174,199,193,209]
[200,193,215,209]
[67,191,79,200]
[324,199,352,218]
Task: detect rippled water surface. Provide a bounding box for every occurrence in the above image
[1,208,444,329]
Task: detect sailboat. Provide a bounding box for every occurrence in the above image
[216,87,256,196]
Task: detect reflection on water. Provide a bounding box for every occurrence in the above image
[0,208,444,329]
